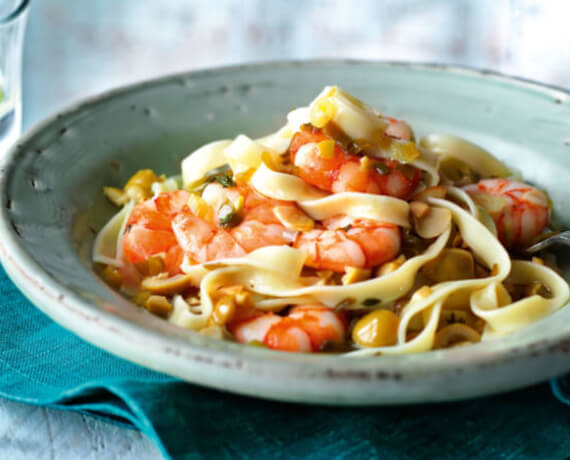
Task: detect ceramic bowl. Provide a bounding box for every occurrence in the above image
[1,61,570,405]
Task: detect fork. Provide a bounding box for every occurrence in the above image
[525,231,570,253]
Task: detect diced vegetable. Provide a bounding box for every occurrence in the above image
[359,156,373,172]
[103,186,129,206]
[218,204,241,228]
[352,310,400,348]
[102,265,122,288]
[213,295,236,325]
[141,273,194,296]
[413,206,452,239]
[409,200,430,219]
[188,193,214,222]
[317,140,336,159]
[273,206,314,232]
[145,295,173,318]
[341,267,371,285]
[421,249,475,284]
[377,255,406,276]
[433,323,481,349]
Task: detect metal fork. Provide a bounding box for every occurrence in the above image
[525,231,570,253]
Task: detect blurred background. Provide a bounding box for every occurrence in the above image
[22,0,570,129]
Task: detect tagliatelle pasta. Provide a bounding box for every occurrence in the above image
[419,134,511,179]
[181,139,232,186]
[251,163,410,227]
[93,200,134,267]
[93,86,569,355]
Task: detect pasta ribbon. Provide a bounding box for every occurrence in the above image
[255,107,311,153]
[472,261,570,336]
[180,227,450,321]
[182,139,232,187]
[446,186,498,237]
[309,86,389,143]
[170,294,210,331]
[92,200,134,267]
[224,135,269,176]
[250,163,410,227]
[409,148,440,187]
[250,163,326,202]
[299,193,410,228]
[419,134,511,178]
[347,198,511,356]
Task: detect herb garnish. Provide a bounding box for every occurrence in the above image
[363,298,381,307]
[202,164,236,188]
[207,174,236,188]
[218,204,241,228]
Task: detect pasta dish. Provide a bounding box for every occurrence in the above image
[93,86,569,355]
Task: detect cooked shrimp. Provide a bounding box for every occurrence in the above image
[123,184,401,273]
[230,185,298,252]
[463,178,550,248]
[204,184,400,270]
[294,216,401,272]
[171,212,246,263]
[124,185,297,266]
[229,305,347,352]
[122,190,189,274]
[289,124,421,199]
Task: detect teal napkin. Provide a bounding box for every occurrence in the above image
[2,264,570,460]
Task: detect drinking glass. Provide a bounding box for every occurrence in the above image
[0,0,27,152]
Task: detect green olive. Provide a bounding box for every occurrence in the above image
[421,249,474,284]
[352,310,399,348]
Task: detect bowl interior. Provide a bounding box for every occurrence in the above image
[2,61,570,403]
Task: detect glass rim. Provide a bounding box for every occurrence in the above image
[0,0,28,25]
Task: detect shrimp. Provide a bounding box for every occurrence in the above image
[289,124,422,199]
[293,216,401,272]
[463,178,550,248]
[171,212,247,263]
[199,184,400,270]
[229,186,298,252]
[229,305,347,352]
[122,190,189,274]
[123,183,401,273]
[124,185,297,267]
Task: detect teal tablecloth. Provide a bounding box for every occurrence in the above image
[2,264,570,459]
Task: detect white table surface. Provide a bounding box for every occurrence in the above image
[0,398,160,459]
[3,0,569,458]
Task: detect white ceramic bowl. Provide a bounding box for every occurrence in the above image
[1,61,570,404]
